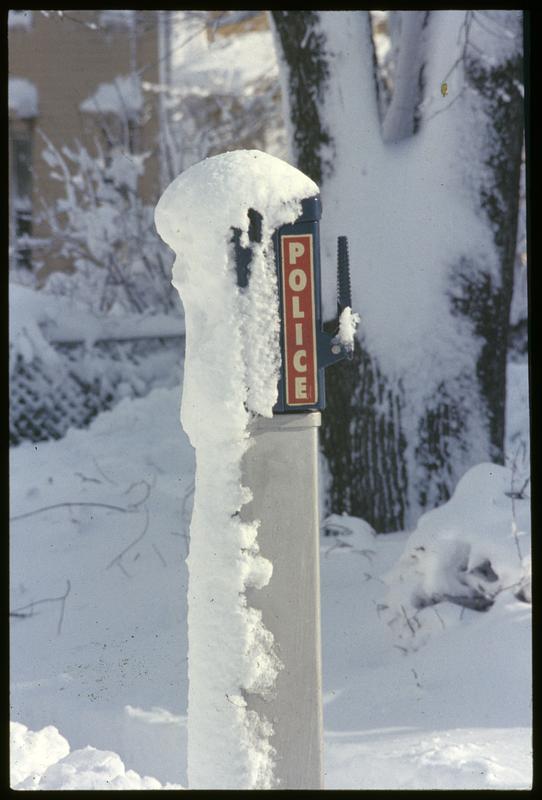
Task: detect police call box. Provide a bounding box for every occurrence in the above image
[233,195,354,415]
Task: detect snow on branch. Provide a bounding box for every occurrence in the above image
[80,75,143,119]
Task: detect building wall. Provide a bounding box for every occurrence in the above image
[207,10,268,42]
[8,10,163,280]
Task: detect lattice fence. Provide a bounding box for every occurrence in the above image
[10,336,184,446]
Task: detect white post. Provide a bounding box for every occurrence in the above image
[154,150,328,790]
[241,412,324,790]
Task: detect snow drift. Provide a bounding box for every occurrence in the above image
[381,461,531,649]
[10,721,183,790]
[9,360,531,789]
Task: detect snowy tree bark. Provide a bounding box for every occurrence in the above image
[271,10,524,531]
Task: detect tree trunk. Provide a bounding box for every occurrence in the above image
[271,10,524,531]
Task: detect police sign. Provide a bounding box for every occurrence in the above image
[273,196,327,413]
[281,234,318,406]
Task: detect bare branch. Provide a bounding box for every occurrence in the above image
[421,12,473,126]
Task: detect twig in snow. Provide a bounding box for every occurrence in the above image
[423,11,488,125]
[179,479,195,555]
[401,604,417,637]
[497,579,524,594]
[442,592,493,611]
[364,572,387,585]
[124,480,152,509]
[440,12,473,81]
[352,548,376,562]
[152,543,167,568]
[373,601,389,619]
[92,457,119,486]
[170,530,190,559]
[507,443,530,564]
[432,605,446,630]
[181,479,195,529]
[423,89,465,123]
[106,506,150,576]
[10,580,71,636]
[56,580,71,634]
[75,472,102,484]
[472,10,516,40]
[123,476,154,499]
[324,540,351,557]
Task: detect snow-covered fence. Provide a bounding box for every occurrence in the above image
[9,285,185,445]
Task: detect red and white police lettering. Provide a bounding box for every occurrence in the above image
[281,234,318,405]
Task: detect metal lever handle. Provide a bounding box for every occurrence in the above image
[337,235,352,314]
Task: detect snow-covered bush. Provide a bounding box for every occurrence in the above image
[150,24,286,183]
[380,462,531,650]
[38,134,176,314]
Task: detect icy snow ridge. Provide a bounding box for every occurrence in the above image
[155,150,319,789]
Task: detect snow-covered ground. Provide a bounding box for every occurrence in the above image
[10,359,531,789]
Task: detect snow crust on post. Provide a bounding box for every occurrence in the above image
[154,150,318,789]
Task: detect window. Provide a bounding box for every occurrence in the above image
[8,10,33,30]
[9,123,34,270]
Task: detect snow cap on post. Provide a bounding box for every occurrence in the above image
[155,150,319,425]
